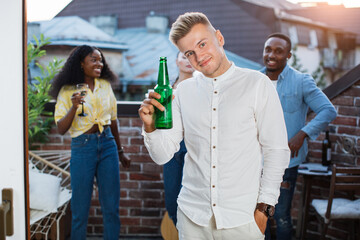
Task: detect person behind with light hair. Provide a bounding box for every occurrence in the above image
[139,12,290,240]
[161,52,194,240]
[163,51,194,228]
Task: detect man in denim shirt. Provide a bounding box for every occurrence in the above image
[261,33,337,240]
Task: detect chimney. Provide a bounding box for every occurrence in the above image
[89,15,118,36]
[146,11,169,34]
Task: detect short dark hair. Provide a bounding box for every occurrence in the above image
[267,33,292,51]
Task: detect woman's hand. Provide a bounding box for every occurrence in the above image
[119,152,131,168]
[110,120,131,168]
[57,92,82,135]
[71,92,84,109]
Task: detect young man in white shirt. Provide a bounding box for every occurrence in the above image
[138,12,290,240]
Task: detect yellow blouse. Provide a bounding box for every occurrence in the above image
[54,78,117,138]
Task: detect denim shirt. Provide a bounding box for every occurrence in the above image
[261,64,337,168]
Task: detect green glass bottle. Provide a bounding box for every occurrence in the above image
[154,57,173,129]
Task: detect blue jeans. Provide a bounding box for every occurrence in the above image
[70,127,120,240]
[163,140,186,225]
[265,166,298,240]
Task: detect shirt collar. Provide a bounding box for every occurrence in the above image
[201,62,236,82]
[278,64,290,81]
[260,63,290,82]
[94,78,101,91]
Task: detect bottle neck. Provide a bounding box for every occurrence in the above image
[157,60,170,86]
[325,131,330,140]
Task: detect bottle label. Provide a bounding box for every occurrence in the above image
[327,148,331,161]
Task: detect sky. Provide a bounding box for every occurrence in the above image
[27,0,72,21]
[288,0,360,7]
[27,0,360,22]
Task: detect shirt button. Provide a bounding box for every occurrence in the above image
[214,79,217,81]
[213,126,216,129]
[213,166,216,168]
[213,108,216,111]
[214,91,218,94]
[212,185,215,188]
[213,146,216,149]
[213,204,216,207]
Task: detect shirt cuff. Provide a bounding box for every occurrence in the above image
[141,126,159,140]
[301,126,319,140]
[257,195,277,206]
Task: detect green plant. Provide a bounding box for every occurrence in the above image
[28,34,64,149]
[312,61,326,89]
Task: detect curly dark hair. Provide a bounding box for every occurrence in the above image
[50,45,117,98]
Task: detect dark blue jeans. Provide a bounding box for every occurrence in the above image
[70,127,120,240]
[163,140,186,225]
[265,166,298,240]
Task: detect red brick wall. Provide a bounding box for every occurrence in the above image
[291,80,360,239]
[36,81,360,238]
[35,117,165,238]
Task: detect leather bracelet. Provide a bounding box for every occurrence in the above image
[118,147,124,154]
[256,203,275,217]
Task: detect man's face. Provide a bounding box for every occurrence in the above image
[263,37,291,74]
[176,24,227,78]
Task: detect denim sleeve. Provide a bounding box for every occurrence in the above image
[301,74,337,140]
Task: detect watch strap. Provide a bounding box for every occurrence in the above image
[256,203,275,217]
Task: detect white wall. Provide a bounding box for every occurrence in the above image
[0,0,27,239]
[289,45,321,74]
[355,46,360,66]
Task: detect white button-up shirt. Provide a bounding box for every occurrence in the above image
[143,63,290,229]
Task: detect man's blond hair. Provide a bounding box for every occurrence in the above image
[169,12,214,45]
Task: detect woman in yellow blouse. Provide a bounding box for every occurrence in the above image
[51,45,130,240]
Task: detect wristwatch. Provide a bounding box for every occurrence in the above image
[118,146,124,154]
[256,203,275,217]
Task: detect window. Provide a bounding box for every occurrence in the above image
[288,26,299,46]
[309,30,318,49]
